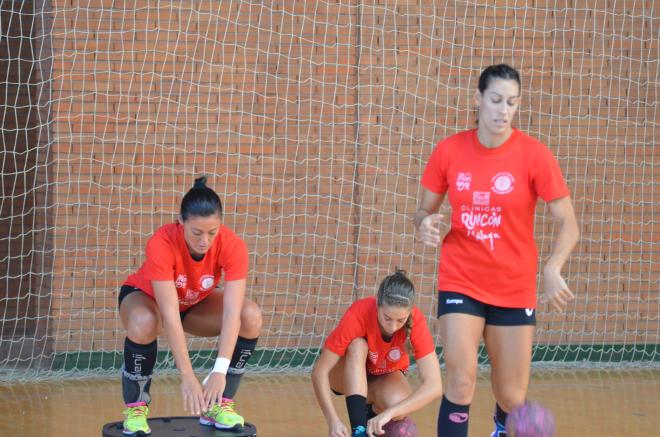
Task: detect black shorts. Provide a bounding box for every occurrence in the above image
[118,284,190,320]
[437,291,536,326]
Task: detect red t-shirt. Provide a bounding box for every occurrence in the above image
[124,222,249,311]
[324,296,436,375]
[421,128,570,308]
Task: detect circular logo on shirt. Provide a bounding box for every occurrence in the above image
[199,275,215,291]
[491,172,515,194]
[387,347,402,362]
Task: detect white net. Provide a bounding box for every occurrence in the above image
[0,0,657,379]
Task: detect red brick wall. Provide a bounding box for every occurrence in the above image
[3,1,656,365]
[0,0,53,365]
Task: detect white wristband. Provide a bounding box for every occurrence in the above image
[212,357,230,374]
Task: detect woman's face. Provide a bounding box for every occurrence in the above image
[377,304,411,337]
[179,214,222,257]
[475,78,521,137]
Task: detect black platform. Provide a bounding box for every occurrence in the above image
[102,417,257,437]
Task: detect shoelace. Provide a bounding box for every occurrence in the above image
[352,425,367,436]
[220,401,237,413]
[125,405,148,419]
[207,401,237,416]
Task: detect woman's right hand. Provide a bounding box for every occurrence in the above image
[180,372,206,415]
[329,418,350,437]
[418,213,444,247]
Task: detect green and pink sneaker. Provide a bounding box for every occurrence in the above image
[122,402,151,436]
[199,397,245,431]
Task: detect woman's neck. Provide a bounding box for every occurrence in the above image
[477,126,513,149]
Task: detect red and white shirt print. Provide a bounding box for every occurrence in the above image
[324,297,436,376]
[124,222,249,311]
[421,128,570,308]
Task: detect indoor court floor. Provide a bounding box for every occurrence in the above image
[1,369,658,436]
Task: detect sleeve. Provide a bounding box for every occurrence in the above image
[324,306,366,357]
[420,140,449,194]
[219,230,249,281]
[409,307,436,360]
[142,232,177,281]
[531,145,570,202]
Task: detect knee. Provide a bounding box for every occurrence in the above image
[345,337,368,365]
[240,300,262,338]
[380,388,411,415]
[126,308,160,343]
[493,386,527,411]
[445,369,477,404]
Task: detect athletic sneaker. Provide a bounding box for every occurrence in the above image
[490,416,507,437]
[122,402,151,436]
[199,398,245,430]
[351,425,367,437]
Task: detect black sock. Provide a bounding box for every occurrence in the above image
[122,337,157,404]
[437,395,470,437]
[366,403,377,420]
[494,403,508,435]
[346,394,368,431]
[496,403,508,427]
[222,336,258,399]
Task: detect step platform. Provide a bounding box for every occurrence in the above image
[102,417,257,437]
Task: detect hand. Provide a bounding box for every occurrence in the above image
[418,213,444,247]
[202,371,227,409]
[180,372,206,416]
[542,267,575,312]
[367,410,393,436]
[329,418,350,437]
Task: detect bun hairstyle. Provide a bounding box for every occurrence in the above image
[180,176,223,221]
[377,269,416,334]
[478,63,521,93]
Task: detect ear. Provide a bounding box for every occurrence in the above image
[473,89,482,107]
[177,215,184,225]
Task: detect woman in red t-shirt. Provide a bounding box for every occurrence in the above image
[118,176,262,436]
[312,270,443,437]
[414,64,579,437]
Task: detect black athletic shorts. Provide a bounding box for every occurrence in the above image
[437,291,536,326]
[118,284,190,320]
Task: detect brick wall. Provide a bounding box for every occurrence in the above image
[2,1,657,368]
[0,0,53,366]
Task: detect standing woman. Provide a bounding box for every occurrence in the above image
[414,64,579,437]
[312,270,443,437]
[118,176,262,436]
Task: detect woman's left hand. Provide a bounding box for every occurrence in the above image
[366,410,393,436]
[202,372,227,409]
[542,267,575,312]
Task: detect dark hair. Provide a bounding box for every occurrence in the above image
[180,176,222,221]
[377,269,416,333]
[478,64,521,94]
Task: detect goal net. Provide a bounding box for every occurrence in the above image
[1,0,657,379]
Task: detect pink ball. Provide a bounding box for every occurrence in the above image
[506,401,556,437]
[382,416,418,437]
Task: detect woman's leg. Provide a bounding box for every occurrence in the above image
[365,371,413,420]
[183,291,263,399]
[484,324,534,435]
[437,313,485,437]
[182,290,262,338]
[328,338,369,435]
[119,290,161,406]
